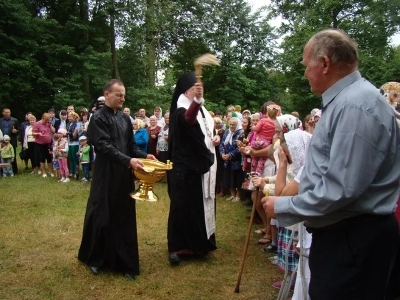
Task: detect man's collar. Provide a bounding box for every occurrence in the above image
[321,71,361,108]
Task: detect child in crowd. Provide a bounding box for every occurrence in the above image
[248,105,280,175]
[51,134,61,180]
[78,136,90,182]
[55,129,70,183]
[0,135,14,177]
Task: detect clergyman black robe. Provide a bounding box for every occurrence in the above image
[78,106,147,274]
[167,106,217,253]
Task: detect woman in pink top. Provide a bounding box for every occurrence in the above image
[32,113,55,178]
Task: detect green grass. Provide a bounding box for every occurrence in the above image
[0,162,281,299]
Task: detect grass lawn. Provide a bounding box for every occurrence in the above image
[0,162,282,300]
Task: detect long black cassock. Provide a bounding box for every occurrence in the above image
[78,106,147,274]
[167,106,217,254]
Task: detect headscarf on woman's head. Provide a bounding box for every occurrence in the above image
[224,117,243,145]
[276,114,299,134]
[284,129,312,176]
[154,106,163,120]
[136,119,145,129]
[311,109,322,122]
[310,108,320,116]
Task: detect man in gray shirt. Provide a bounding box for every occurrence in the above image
[263,29,400,299]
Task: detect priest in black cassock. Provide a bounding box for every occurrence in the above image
[78,79,156,279]
[167,72,221,265]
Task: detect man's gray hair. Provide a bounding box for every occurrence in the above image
[310,29,358,66]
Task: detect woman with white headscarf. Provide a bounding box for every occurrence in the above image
[219,117,243,202]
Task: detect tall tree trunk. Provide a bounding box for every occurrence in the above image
[331,8,340,29]
[145,0,155,88]
[110,0,120,79]
[80,0,90,101]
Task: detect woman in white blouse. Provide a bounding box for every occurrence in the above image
[23,115,40,174]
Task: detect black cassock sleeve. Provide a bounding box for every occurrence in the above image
[88,112,147,168]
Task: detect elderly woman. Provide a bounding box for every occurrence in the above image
[219,117,243,202]
[133,119,149,153]
[146,115,161,157]
[66,111,81,179]
[156,112,169,163]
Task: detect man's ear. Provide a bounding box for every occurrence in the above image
[322,56,330,74]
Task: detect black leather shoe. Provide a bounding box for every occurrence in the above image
[124,273,136,280]
[169,253,180,265]
[89,266,102,275]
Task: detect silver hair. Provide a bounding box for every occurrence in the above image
[310,29,358,67]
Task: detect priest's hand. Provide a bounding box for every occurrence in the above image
[194,82,203,99]
[130,158,145,172]
[261,196,277,218]
[146,154,157,160]
[212,134,220,146]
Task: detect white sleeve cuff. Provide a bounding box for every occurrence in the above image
[194,97,204,105]
[266,175,276,183]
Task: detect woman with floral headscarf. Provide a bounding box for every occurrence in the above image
[219,117,243,202]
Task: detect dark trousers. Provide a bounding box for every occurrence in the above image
[386,234,400,300]
[82,163,90,180]
[309,215,399,300]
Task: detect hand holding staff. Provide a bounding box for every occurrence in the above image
[194,53,220,83]
[234,175,269,293]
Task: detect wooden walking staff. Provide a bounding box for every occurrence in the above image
[194,54,220,83]
[234,175,268,293]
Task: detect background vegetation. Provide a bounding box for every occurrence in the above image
[1,0,400,119]
[0,164,282,299]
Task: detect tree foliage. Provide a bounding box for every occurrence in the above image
[270,0,400,117]
[1,0,399,120]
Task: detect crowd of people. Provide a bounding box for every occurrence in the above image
[0,101,171,180]
[1,29,400,299]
